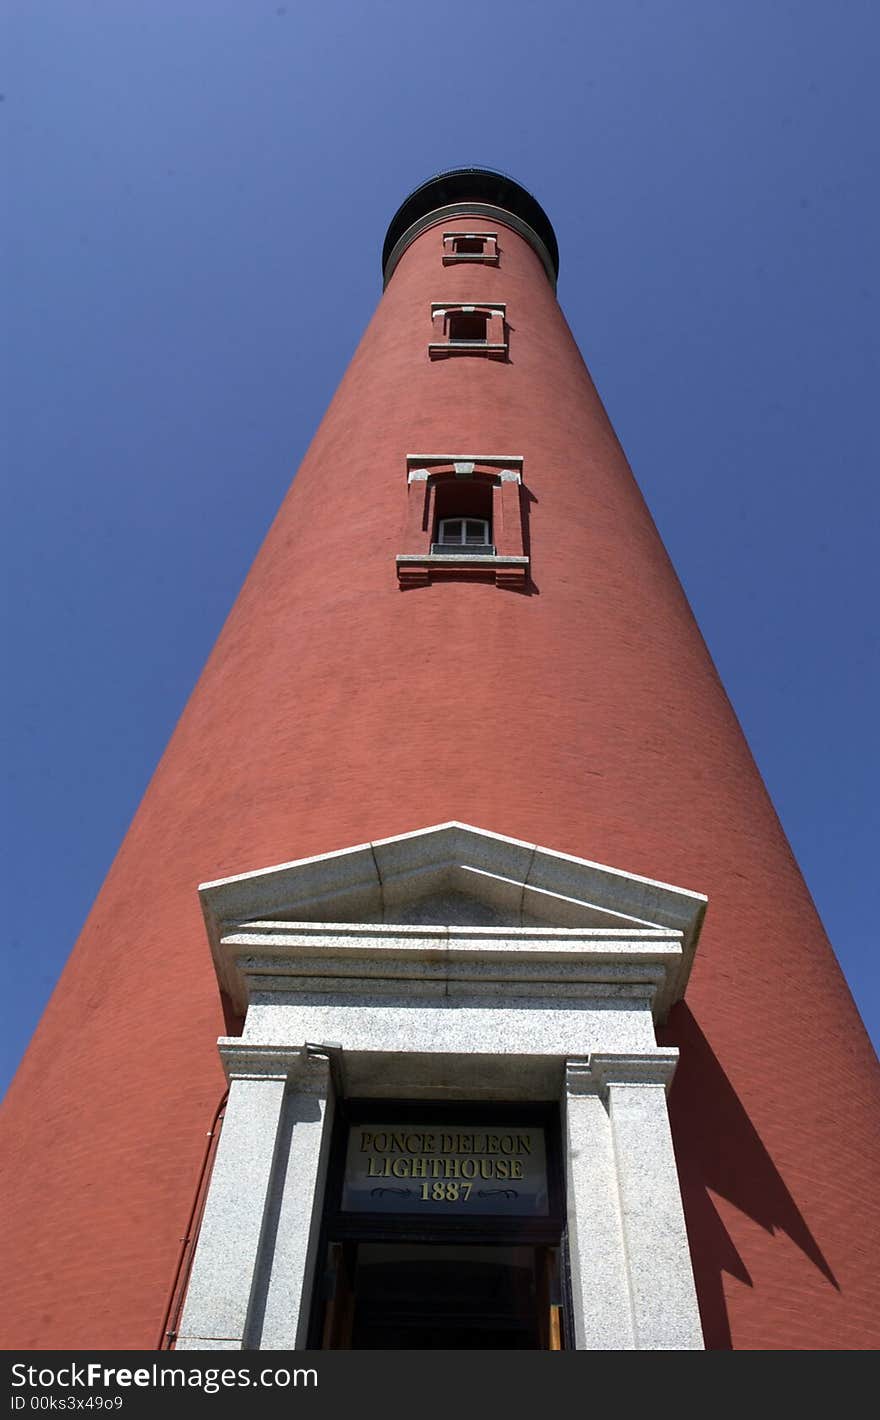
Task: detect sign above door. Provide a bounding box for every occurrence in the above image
[342,1122,549,1216]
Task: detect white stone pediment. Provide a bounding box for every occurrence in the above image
[199,823,706,1022]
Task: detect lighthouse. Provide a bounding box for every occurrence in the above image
[2,168,878,1351]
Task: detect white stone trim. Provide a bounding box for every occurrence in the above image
[441,255,502,266]
[571,1050,680,1097]
[253,1077,336,1349]
[430,302,506,316]
[407,462,521,486]
[199,821,706,1019]
[605,1076,703,1348]
[427,343,508,355]
[563,1053,703,1348]
[396,552,527,568]
[216,921,684,1022]
[177,1049,334,1351]
[179,1042,704,1350]
[406,454,523,470]
[186,825,708,1351]
[217,1041,330,1085]
[564,1082,634,1348]
[176,1073,289,1349]
[439,234,501,271]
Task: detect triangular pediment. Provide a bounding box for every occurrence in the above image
[200,822,707,1010]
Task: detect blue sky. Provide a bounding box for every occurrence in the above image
[3,0,878,1097]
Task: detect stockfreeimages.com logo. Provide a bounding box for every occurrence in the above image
[11,1362,317,1399]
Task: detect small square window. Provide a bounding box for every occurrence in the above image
[448,310,488,344]
[452,236,486,255]
[442,232,500,266]
[429,304,507,360]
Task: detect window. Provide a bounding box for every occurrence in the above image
[447,310,488,344]
[429,304,507,359]
[435,518,492,554]
[442,232,500,266]
[433,477,493,552]
[397,455,529,588]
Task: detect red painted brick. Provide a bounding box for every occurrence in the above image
[1,207,878,1350]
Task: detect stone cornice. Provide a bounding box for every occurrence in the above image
[214,921,685,1022]
[406,454,523,469]
[200,823,707,1021]
[217,1040,332,1091]
[566,1050,680,1098]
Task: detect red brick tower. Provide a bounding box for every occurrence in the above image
[2,169,878,1352]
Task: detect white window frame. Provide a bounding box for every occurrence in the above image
[437,517,491,547]
[442,232,500,265]
[429,304,507,359]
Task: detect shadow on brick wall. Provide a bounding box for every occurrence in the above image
[660,1003,838,1349]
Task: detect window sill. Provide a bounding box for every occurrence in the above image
[396,553,528,588]
[430,543,495,556]
[428,342,508,360]
[441,253,500,266]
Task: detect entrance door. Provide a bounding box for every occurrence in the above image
[321,1242,565,1349]
[314,1101,566,1349]
[351,1243,539,1349]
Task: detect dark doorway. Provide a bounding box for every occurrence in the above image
[352,1244,538,1349]
[322,1242,564,1350]
[313,1100,567,1350]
